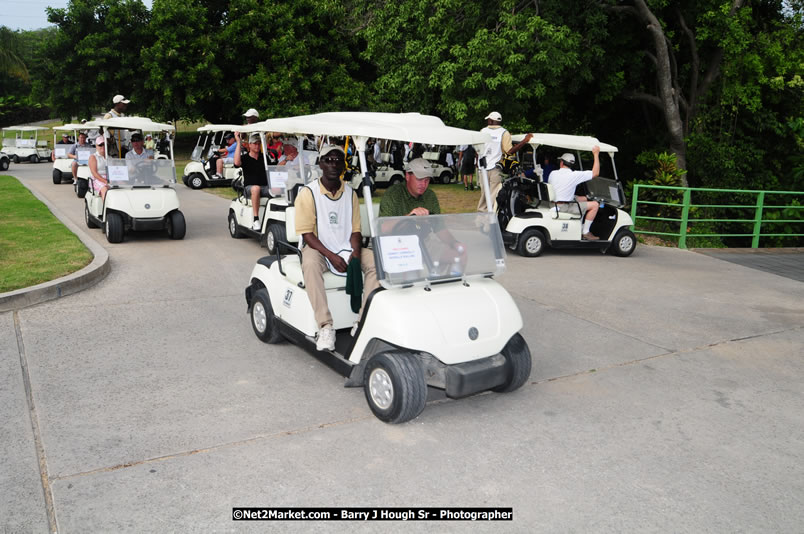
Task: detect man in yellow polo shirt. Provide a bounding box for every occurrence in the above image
[294,145,379,351]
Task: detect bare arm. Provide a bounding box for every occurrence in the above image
[591,145,601,178]
[233,134,242,167]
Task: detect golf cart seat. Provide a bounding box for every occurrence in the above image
[286,182,304,205]
[543,183,581,220]
[276,255,348,290]
[359,202,380,238]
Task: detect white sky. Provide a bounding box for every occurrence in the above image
[1,0,154,31]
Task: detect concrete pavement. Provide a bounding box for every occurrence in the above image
[1,162,803,532]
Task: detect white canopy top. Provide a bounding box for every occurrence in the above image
[91,116,175,132]
[53,124,85,131]
[3,126,49,132]
[511,133,618,154]
[249,112,491,146]
[197,124,243,133]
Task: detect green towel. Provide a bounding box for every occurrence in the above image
[345,257,363,313]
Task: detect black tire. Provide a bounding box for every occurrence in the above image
[389,175,404,186]
[0,157,8,171]
[52,169,62,184]
[439,171,453,184]
[76,178,89,198]
[611,229,637,257]
[30,154,40,164]
[493,333,532,393]
[84,203,98,228]
[516,228,546,257]
[105,212,124,243]
[228,211,245,238]
[166,210,186,240]
[363,352,427,424]
[265,223,287,254]
[250,288,282,343]
[12,155,19,164]
[188,173,205,190]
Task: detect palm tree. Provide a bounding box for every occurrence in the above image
[0,27,30,82]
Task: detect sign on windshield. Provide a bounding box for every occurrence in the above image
[106,157,177,186]
[373,212,506,288]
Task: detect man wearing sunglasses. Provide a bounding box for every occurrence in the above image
[294,146,379,352]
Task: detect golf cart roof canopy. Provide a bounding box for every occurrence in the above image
[511,133,618,154]
[197,124,244,133]
[250,112,491,146]
[3,126,49,132]
[53,124,85,131]
[91,116,175,133]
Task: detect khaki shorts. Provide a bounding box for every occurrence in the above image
[557,200,589,214]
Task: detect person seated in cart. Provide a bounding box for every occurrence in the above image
[550,145,602,240]
[234,132,271,230]
[294,145,380,352]
[212,132,238,179]
[69,131,92,182]
[88,136,109,200]
[125,133,153,160]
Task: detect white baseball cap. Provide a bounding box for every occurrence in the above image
[484,111,502,121]
[406,158,433,179]
[243,108,259,118]
[559,153,576,166]
[112,94,130,104]
[319,145,345,158]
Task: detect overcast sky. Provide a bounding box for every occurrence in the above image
[1,0,153,31]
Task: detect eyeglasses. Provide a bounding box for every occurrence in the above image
[320,157,344,164]
[97,143,105,146]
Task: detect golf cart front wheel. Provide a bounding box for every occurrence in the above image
[228,212,244,238]
[188,173,205,190]
[517,228,546,257]
[493,333,532,393]
[166,210,186,240]
[0,158,8,171]
[389,175,404,186]
[265,223,287,255]
[364,352,427,424]
[250,289,282,343]
[75,178,88,198]
[84,203,98,228]
[439,171,453,184]
[29,154,40,164]
[52,169,62,184]
[105,212,124,243]
[12,155,19,164]
[611,229,636,257]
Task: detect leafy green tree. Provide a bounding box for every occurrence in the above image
[0,27,30,82]
[40,0,152,121]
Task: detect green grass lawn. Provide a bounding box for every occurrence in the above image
[0,175,93,293]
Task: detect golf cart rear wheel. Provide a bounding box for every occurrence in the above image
[12,155,19,164]
[517,228,546,257]
[188,173,205,190]
[167,210,186,240]
[0,158,8,171]
[84,203,98,229]
[364,352,427,424]
[250,289,282,343]
[439,171,453,184]
[611,229,636,257]
[52,169,62,184]
[265,223,287,255]
[29,154,40,164]
[105,212,124,243]
[228,212,244,238]
[75,178,89,198]
[493,333,532,393]
[389,175,404,186]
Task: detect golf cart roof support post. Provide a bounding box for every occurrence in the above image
[354,136,378,237]
[479,167,494,214]
[295,135,306,184]
[609,153,619,181]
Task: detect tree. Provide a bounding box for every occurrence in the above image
[0,27,30,82]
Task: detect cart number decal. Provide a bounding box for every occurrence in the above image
[561,223,568,232]
[283,289,293,307]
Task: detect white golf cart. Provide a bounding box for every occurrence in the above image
[2,126,52,164]
[84,117,185,243]
[244,112,532,423]
[182,124,243,189]
[51,124,90,184]
[373,143,455,187]
[496,133,636,257]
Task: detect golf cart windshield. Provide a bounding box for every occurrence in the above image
[53,143,75,159]
[106,157,177,186]
[374,212,505,288]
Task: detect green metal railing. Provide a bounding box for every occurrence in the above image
[630,184,804,248]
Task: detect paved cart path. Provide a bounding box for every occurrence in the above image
[2,163,803,533]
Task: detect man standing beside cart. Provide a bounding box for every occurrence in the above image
[294,145,380,352]
[103,94,130,157]
[477,112,532,212]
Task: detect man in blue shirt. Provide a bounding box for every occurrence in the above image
[212,133,238,179]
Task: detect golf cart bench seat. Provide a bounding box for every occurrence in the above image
[540,182,580,220]
[270,255,349,290]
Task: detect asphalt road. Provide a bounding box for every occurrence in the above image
[2,161,803,533]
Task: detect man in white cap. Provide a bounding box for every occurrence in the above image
[233,131,269,230]
[104,94,130,156]
[294,145,379,351]
[243,108,259,124]
[478,111,532,212]
[549,146,602,240]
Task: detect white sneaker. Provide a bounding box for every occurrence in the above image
[316,325,336,351]
[251,219,261,231]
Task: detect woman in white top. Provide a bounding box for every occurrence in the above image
[89,135,109,200]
